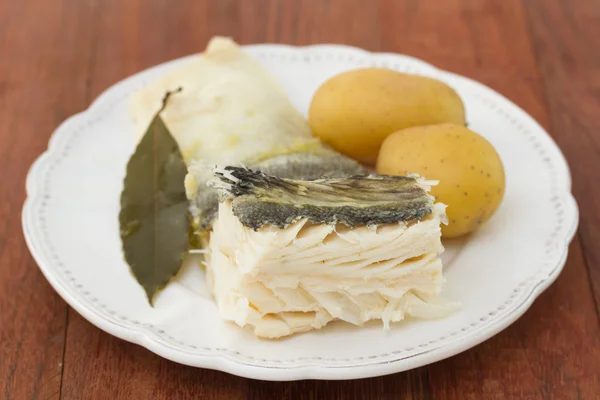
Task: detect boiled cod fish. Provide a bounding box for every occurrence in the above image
[130,37,456,338]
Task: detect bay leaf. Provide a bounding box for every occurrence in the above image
[119,89,189,305]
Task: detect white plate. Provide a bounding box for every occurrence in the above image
[23,44,579,381]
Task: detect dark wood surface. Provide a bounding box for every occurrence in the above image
[1,0,599,398]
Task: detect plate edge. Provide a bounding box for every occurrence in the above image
[21,44,581,381]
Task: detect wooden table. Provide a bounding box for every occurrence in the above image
[2,0,599,398]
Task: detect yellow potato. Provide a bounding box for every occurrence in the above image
[376,123,505,238]
[308,68,466,165]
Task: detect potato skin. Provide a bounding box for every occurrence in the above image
[376,123,505,238]
[308,68,466,165]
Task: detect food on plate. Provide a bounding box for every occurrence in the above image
[207,167,455,338]
[120,90,190,304]
[376,123,505,238]
[127,36,366,303]
[308,68,466,165]
[131,37,366,234]
[124,36,458,336]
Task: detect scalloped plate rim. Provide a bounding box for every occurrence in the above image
[22,43,579,381]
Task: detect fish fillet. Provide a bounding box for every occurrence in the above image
[130,37,457,338]
[207,167,456,338]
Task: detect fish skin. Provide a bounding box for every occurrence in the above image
[212,166,433,230]
[190,151,368,231]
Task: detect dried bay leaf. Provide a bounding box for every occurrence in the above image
[119,89,189,305]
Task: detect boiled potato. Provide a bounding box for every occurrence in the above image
[308,68,466,165]
[376,123,505,238]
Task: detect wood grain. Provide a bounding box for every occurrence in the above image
[1,0,599,399]
[0,0,97,399]
[524,0,600,318]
